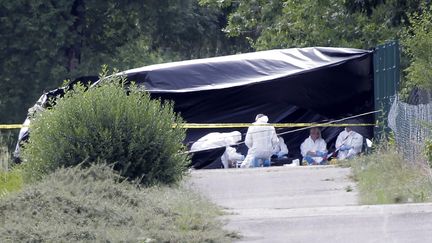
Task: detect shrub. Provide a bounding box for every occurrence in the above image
[0,164,235,242]
[22,74,189,185]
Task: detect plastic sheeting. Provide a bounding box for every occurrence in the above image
[98,47,374,165]
[18,47,375,168]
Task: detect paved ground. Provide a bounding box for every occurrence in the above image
[188,166,432,243]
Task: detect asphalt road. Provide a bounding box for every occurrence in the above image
[188,166,432,243]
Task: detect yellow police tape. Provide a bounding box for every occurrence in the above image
[175,123,376,128]
[0,124,25,129]
[1,122,375,130]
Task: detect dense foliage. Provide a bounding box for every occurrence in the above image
[1,0,430,124]
[0,0,249,123]
[401,4,432,91]
[22,74,188,185]
[200,0,422,50]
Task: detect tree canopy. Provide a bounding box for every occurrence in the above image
[200,0,423,50]
[0,0,249,123]
[401,3,432,90]
[0,0,430,123]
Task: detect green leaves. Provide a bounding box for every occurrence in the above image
[401,4,432,90]
[1,0,250,124]
[202,0,409,50]
[0,0,72,122]
[22,74,189,185]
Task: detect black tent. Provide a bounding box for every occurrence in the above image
[17,47,375,167]
[96,47,374,166]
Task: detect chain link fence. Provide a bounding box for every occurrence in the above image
[388,96,432,163]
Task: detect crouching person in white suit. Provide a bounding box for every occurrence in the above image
[191,131,244,169]
[336,127,363,160]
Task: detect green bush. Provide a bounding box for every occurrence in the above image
[0,164,235,242]
[22,75,189,185]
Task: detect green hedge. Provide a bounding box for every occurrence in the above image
[22,76,189,185]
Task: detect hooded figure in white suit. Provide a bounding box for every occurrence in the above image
[244,114,278,167]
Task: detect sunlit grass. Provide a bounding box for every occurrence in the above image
[0,164,236,242]
[343,147,432,204]
[0,137,23,197]
[0,168,23,198]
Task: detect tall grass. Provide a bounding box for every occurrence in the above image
[0,164,236,242]
[0,133,23,197]
[347,146,432,204]
[0,168,23,198]
[0,133,11,171]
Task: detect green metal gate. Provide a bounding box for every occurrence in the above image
[373,40,400,139]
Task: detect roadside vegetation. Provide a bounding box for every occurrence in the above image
[0,73,236,242]
[0,135,22,198]
[343,145,432,205]
[0,168,22,198]
[0,164,235,242]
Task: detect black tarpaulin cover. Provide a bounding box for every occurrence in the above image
[18,47,374,168]
[100,47,374,167]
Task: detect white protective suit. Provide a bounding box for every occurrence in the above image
[222,147,245,168]
[273,137,289,157]
[190,131,243,169]
[336,129,363,160]
[244,115,278,162]
[240,153,254,168]
[300,136,327,164]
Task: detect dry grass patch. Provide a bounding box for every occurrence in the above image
[0,164,236,242]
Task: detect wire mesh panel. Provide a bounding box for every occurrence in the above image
[388,97,432,162]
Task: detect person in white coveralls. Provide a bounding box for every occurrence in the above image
[244,114,278,167]
[273,136,289,158]
[300,127,327,165]
[335,127,363,160]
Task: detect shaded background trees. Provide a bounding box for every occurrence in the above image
[0,0,430,124]
[0,0,250,124]
[201,0,423,50]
